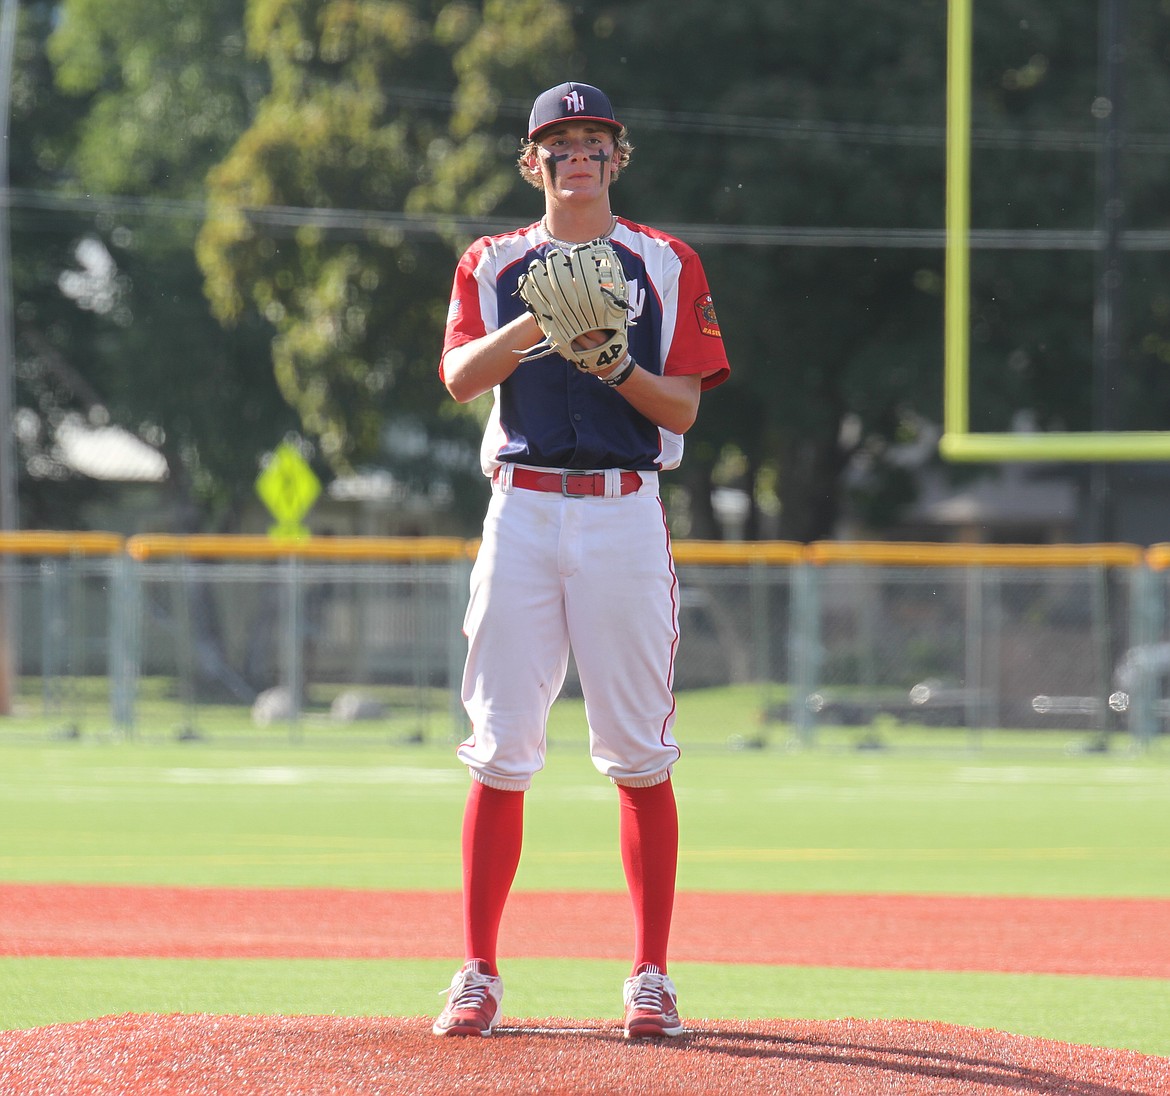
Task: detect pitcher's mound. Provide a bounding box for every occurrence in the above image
[1,1013,1168,1094]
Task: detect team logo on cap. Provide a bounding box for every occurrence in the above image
[695,293,721,338]
[562,89,586,114]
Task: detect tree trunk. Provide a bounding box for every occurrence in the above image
[776,432,850,543]
[680,449,720,540]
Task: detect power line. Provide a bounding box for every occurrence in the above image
[386,87,1170,154]
[7,187,1170,251]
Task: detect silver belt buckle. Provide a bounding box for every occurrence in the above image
[561,471,595,497]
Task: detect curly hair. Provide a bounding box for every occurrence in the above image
[517,127,635,190]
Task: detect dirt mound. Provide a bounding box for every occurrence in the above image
[1,1013,1167,1095]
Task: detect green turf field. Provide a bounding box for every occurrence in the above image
[4,958,1168,1056]
[2,692,1169,1054]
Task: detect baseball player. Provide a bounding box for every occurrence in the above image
[434,80,730,1039]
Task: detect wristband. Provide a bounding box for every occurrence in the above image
[601,356,637,388]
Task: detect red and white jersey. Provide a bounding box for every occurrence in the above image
[441,216,730,475]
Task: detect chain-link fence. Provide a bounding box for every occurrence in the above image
[0,535,1165,749]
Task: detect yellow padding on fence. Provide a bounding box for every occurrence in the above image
[1144,544,1170,571]
[805,541,1144,568]
[672,540,805,565]
[0,531,1156,569]
[124,534,473,562]
[0,531,125,556]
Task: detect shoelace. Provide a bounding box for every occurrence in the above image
[629,972,668,1011]
[442,969,496,1010]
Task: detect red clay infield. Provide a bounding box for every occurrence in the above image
[2,884,1169,1094]
[3,884,1170,977]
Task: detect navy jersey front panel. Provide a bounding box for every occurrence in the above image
[441,217,729,475]
[492,242,665,471]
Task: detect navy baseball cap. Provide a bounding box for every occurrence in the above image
[527,82,622,140]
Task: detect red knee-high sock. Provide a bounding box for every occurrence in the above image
[618,778,679,975]
[461,779,524,976]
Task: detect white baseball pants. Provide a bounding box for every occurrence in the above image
[458,471,681,791]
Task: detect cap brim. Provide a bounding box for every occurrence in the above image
[528,116,622,141]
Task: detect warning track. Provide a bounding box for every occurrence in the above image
[2,884,1170,977]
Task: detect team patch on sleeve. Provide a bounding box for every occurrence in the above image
[446,298,462,324]
[694,293,721,337]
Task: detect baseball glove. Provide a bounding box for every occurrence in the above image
[516,241,632,377]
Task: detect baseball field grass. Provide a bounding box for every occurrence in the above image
[2,687,1169,1060]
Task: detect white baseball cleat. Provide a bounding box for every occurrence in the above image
[623,964,684,1038]
[433,960,504,1037]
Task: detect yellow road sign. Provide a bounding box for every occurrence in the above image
[255,443,321,537]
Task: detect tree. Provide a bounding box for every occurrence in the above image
[15,0,300,531]
[24,0,1170,542]
[196,0,575,529]
[563,0,1170,539]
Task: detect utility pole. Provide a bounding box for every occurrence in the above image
[1090,0,1125,542]
[0,0,19,713]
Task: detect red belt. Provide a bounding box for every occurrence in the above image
[502,467,643,497]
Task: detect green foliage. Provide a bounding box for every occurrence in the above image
[568,0,1170,538]
[561,1,954,538]
[15,0,1170,537]
[46,0,255,196]
[15,0,300,528]
[196,0,570,487]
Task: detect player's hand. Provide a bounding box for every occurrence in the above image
[515,242,632,377]
[572,330,634,384]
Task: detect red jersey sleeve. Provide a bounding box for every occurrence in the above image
[439,240,492,384]
[663,249,730,391]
